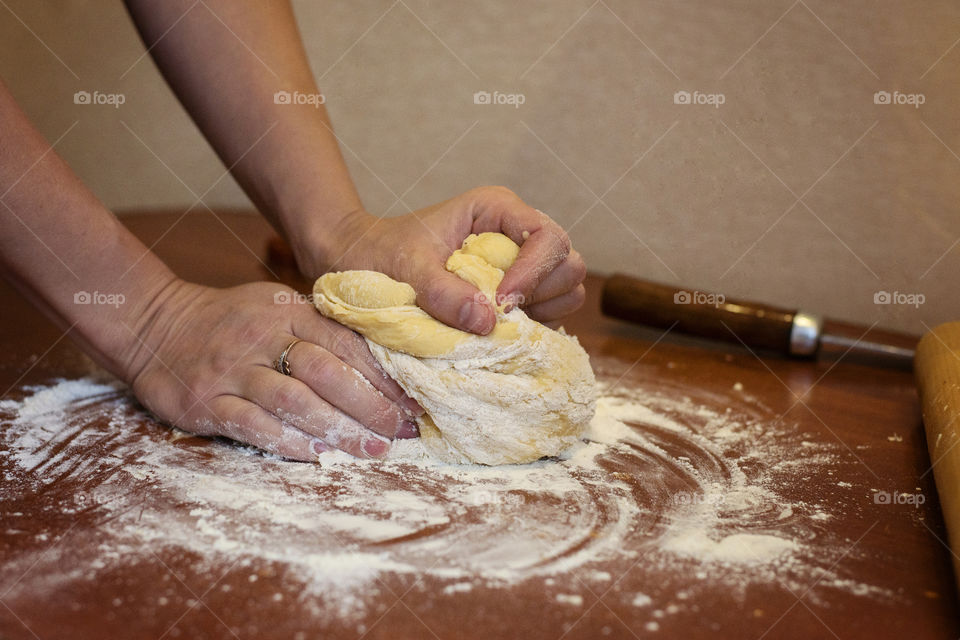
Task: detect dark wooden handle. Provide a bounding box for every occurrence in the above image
[601,274,797,354]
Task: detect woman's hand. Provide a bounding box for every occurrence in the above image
[304,186,587,334]
[123,279,422,461]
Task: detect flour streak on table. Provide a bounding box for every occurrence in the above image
[0,358,891,629]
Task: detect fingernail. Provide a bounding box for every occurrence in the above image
[312,439,331,456]
[395,420,420,440]
[458,300,493,334]
[362,437,389,459]
[501,291,523,313]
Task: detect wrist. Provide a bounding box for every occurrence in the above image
[292,206,376,279]
[113,275,199,386]
[246,131,367,279]
[54,271,185,386]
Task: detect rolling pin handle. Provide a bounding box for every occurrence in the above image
[601,274,917,368]
[600,274,796,354]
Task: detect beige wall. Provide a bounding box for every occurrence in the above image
[2,1,958,334]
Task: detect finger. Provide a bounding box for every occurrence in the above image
[243,367,391,459]
[283,339,418,439]
[497,219,571,305]
[524,284,586,323]
[206,395,331,462]
[525,250,587,306]
[410,256,495,335]
[293,314,423,416]
[467,186,547,242]
[463,188,571,301]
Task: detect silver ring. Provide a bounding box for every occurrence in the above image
[275,339,302,376]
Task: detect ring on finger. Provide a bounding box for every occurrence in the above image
[275,338,302,376]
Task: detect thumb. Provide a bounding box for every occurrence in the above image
[412,263,496,335]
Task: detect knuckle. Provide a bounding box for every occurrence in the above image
[234,319,269,349]
[232,402,262,428]
[203,338,243,377]
[327,329,369,365]
[321,425,357,451]
[548,224,572,255]
[184,380,216,412]
[270,381,302,412]
[472,184,513,197]
[301,352,343,386]
[470,185,519,208]
[417,273,454,311]
[368,400,403,432]
[569,252,587,284]
[570,284,587,308]
[486,184,517,198]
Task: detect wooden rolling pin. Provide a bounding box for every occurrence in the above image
[601,274,918,369]
[916,323,960,593]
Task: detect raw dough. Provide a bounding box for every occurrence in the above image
[313,233,596,465]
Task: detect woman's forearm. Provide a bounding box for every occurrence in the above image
[121,1,587,334]
[123,0,363,276]
[0,78,181,381]
[0,74,418,460]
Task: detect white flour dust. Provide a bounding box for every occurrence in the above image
[0,369,891,623]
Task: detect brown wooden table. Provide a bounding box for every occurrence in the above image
[1,211,957,639]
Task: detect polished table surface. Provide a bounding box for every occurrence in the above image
[0,211,957,639]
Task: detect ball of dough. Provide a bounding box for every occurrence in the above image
[323,270,416,309]
[313,233,596,465]
[460,232,520,271]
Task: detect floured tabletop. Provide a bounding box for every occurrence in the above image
[1,211,957,639]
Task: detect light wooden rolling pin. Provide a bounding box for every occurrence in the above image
[916,322,960,592]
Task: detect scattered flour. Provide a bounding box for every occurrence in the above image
[632,593,652,607]
[0,368,891,623]
[660,531,798,564]
[443,582,473,595]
